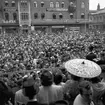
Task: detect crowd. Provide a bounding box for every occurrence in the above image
[0,30,105,105]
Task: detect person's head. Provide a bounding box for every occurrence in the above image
[54,73,63,85]
[79,81,93,103]
[40,70,53,86]
[88,45,94,52]
[22,74,39,100]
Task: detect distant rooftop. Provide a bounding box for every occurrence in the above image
[89,7,105,15]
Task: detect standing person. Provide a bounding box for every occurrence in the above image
[64,74,83,105]
[96,51,105,81]
[36,70,64,105]
[86,45,97,62]
[0,80,14,105]
[15,72,39,105]
[73,81,94,105]
[90,76,105,105]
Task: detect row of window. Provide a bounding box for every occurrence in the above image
[4,1,15,7]
[5,13,17,21]
[33,1,85,8]
[34,1,65,8]
[4,0,85,9]
[4,12,85,21]
[20,13,85,20]
[90,15,104,21]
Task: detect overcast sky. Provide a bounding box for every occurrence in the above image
[89,0,105,10]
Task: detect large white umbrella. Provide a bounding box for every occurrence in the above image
[65,59,102,78]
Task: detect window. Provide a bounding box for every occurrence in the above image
[89,16,93,21]
[50,2,54,8]
[61,2,64,8]
[41,2,44,7]
[13,13,17,21]
[41,13,45,19]
[100,16,102,20]
[70,2,73,5]
[21,13,29,20]
[34,13,38,19]
[70,13,74,19]
[81,2,85,8]
[5,1,9,7]
[5,13,9,21]
[59,13,63,19]
[21,1,28,7]
[81,13,85,19]
[12,1,15,7]
[34,1,37,7]
[52,13,56,19]
[56,2,59,8]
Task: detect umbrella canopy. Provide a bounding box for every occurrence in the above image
[65,59,102,78]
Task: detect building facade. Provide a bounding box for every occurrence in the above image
[0,0,19,33]
[0,0,89,33]
[89,4,105,32]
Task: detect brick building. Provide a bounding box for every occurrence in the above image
[0,0,19,33]
[0,0,89,33]
[89,4,105,32]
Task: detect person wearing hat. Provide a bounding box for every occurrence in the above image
[15,73,39,105]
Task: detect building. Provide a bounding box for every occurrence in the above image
[0,0,19,33]
[89,4,105,32]
[0,0,89,33]
[30,0,89,33]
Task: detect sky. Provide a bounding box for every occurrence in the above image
[89,0,105,10]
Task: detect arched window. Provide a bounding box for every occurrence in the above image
[5,13,9,21]
[5,1,9,7]
[41,13,45,19]
[56,2,59,8]
[50,2,54,8]
[59,13,63,19]
[52,13,56,19]
[61,2,65,8]
[34,1,37,7]
[13,13,17,21]
[41,2,44,7]
[70,13,74,19]
[34,13,38,19]
[81,13,85,19]
[81,2,85,8]
[12,1,15,7]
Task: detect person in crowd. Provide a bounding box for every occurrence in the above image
[15,72,39,105]
[90,76,105,105]
[64,74,83,105]
[0,80,14,105]
[96,51,105,65]
[73,80,94,105]
[86,45,97,62]
[36,70,64,105]
[53,72,65,86]
[96,51,105,81]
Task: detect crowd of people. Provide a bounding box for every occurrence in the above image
[0,30,105,105]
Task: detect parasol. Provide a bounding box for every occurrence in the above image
[65,59,102,78]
